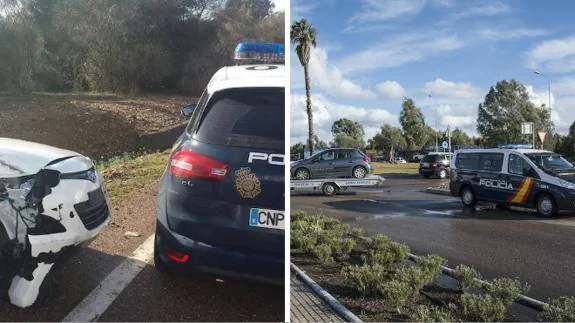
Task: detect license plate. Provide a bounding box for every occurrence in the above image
[423,163,429,167]
[249,208,285,230]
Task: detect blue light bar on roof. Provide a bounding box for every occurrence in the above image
[498,144,533,149]
[234,43,285,64]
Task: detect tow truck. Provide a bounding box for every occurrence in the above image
[290,175,385,196]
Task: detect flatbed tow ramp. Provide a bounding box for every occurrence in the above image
[290,175,385,196]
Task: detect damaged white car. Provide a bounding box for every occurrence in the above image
[0,138,110,308]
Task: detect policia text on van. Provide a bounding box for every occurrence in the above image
[449,148,575,217]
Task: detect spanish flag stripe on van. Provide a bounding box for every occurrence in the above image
[508,177,533,204]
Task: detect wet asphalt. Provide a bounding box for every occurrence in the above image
[291,175,575,302]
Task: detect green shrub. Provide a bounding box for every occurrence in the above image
[362,237,409,265]
[543,296,575,322]
[379,280,413,313]
[291,210,308,222]
[418,254,447,281]
[394,265,429,294]
[483,277,530,305]
[342,264,389,296]
[460,293,508,322]
[409,304,456,322]
[351,227,364,238]
[452,264,481,291]
[313,244,332,262]
[290,232,317,252]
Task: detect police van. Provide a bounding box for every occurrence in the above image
[450,147,575,217]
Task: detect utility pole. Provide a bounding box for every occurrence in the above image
[448,125,451,155]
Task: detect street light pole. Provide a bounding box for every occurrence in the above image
[534,70,551,110]
[428,94,438,152]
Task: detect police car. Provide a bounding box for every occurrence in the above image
[0,138,110,308]
[450,146,575,217]
[154,43,285,283]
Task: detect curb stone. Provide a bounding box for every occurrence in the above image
[291,263,362,323]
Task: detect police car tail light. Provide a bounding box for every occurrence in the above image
[234,43,284,64]
[170,148,229,180]
[363,155,369,163]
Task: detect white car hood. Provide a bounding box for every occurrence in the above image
[0,138,81,177]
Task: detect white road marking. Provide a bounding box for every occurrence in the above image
[62,234,155,322]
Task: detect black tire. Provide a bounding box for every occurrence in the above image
[536,193,557,217]
[460,186,477,207]
[423,174,430,179]
[352,166,367,178]
[438,169,448,179]
[294,168,311,180]
[322,182,338,196]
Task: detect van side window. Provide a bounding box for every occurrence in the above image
[479,153,504,172]
[508,154,533,176]
[456,153,479,170]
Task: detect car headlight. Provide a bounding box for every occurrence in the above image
[60,168,99,183]
[555,178,575,190]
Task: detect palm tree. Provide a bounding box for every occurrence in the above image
[290,19,317,155]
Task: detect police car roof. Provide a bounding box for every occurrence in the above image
[206,65,284,93]
[455,148,555,154]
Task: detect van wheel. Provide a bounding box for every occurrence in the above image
[438,169,448,179]
[461,186,477,207]
[322,183,338,196]
[536,194,557,217]
[352,166,367,178]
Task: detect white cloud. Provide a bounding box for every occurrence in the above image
[349,0,426,24]
[337,32,465,75]
[429,104,478,135]
[477,28,548,41]
[525,35,575,74]
[376,81,407,99]
[299,47,377,100]
[430,0,455,8]
[452,1,510,19]
[290,93,397,144]
[551,77,575,95]
[424,78,481,99]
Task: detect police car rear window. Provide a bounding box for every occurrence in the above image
[456,153,503,171]
[193,87,284,149]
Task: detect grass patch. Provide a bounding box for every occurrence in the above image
[96,150,171,204]
[371,162,419,175]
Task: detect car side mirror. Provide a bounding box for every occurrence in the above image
[181,104,196,118]
[523,168,537,178]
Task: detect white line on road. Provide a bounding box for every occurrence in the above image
[62,234,155,322]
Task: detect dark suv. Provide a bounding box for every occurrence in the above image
[154,64,285,283]
[290,148,371,179]
[419,153,451,179]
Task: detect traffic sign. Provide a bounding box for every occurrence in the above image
[442,141,448,149]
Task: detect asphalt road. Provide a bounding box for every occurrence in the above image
[291,175,575,302]
[0,182,284,322]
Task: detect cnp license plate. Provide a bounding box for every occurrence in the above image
[249,208,285,230]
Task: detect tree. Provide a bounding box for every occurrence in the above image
[371,124,406,162]
[291,18,317,155]
[399,98,428,150]
[331,118,365,148]
[451,128,473,147]
[477,80,554,147]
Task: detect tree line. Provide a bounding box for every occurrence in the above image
[290,79,571,160]
[0,0,284,94]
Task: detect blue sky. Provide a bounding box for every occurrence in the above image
[290,0,575,145]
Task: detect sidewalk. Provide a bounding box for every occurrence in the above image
[290,273,345,322]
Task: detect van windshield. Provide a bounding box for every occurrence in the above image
[525,153,574,171]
